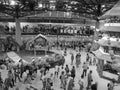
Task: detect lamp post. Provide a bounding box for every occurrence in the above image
[33,41,36,58]
[57,27,59,50]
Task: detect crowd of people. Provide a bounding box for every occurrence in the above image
[104,32,120,38]
[103,46,120,55]
[3,24,94,36]
[0,43,118,90]
[105,16,120,23]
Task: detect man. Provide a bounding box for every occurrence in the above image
[65,65,69,77]
[18,59,24,78]
[71,66,76,80]
[71,54,74,65]
[82,62,88,77]
[91,82,97,90]
[8,70,14,87]
[14,68,21,83]
[87,70,93,89]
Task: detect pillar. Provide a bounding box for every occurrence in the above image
[94,20,100,41]
[15,18,22,46]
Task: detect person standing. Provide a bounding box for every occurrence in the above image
[18,59,24,78]
[71,66,76,81]
[76,53,81,68]
[87,70,93,89]
[86,53,89,62]
[71,53,74,65]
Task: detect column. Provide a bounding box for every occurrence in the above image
[15,18,22,46]
[94,20,100,41]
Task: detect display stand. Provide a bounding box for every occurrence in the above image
[97,58,119,82]
[97,59,104,76]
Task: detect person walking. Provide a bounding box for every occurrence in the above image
[71,66,76,81]
[54,65,59,78]
[78,76,84,90]
[82,62,89,77]
[14,68,21,83]
[91,82,98,90]
[87,70,93,89]
[65,65,69,78]
[66,76,74,90]
[60,71,67,90]
[8,70,15,87]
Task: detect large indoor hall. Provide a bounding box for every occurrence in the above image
[0,0,120,90]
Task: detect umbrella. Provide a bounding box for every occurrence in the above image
[101,0,120,19]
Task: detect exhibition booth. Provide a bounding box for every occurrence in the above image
[93,47,120,82]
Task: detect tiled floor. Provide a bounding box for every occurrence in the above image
[1,49,120,90]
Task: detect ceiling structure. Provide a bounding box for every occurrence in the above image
[0,0,119,20]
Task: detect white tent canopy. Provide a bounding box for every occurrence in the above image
[6,51,28,65]
[92,49,112,61]
[93,48,120,62]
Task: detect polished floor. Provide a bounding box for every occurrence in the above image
[1,49,120,90]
